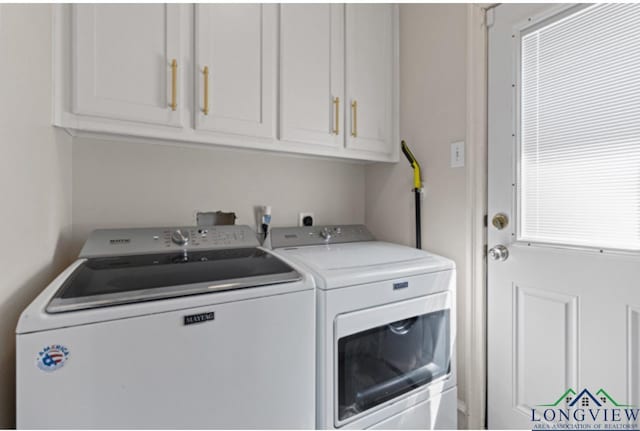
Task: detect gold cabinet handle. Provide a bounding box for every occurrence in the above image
[351,100,358,137]
[203,66,209,115]
[333,97,340,135]
[170,59,177,111]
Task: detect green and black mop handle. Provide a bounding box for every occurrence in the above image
[401,140,423,249]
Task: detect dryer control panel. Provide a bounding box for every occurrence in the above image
[80,225,259,258]
[270,225,375,249]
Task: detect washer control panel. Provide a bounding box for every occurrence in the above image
[270,225,375,249]
[80,225,259,258]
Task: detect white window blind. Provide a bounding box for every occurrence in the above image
[519,4,640,251]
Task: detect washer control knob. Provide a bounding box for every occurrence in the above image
[171,229,189,246]
[334,227,342,234]
[320,228,332,241]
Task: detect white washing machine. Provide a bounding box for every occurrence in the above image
[270,225,457,430]
[16,225,315,429]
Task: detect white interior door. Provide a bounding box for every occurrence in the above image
[345,4,395,156]
[279,4,344,148]
[195,4,276,138]
[73,4,183,127]
[488,4,640,429]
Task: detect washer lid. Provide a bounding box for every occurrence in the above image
[47,248,301,313]
[276,242,454,289]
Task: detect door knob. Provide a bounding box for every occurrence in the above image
[488,244,509,261]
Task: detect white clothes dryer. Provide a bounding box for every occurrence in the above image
[271,225,457,430]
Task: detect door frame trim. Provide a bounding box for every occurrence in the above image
[463,3,489,429]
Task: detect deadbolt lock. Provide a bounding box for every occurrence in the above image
[492,213,509,230]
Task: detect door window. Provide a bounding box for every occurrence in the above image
[518,4,640,251]
[337,309,450,421]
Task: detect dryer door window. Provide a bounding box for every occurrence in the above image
[337,308,451,421]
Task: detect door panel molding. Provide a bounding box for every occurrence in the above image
[513,285,579,416]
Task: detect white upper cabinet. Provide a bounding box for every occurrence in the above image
[195,5,277,138]
[72,4,183,127]
[279,5,344,148]
[345,4,395,156]
[55,5,398,162]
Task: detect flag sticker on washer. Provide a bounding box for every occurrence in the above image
[36,344,70,372]
[184,312,215,325]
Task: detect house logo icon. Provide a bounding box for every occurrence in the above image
[538,388,633,408]
[531,388,638,430]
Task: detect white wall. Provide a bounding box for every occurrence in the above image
[365,4,470,427]
[0,5,73,427]
[70,137,366,254]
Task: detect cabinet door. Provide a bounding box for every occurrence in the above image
[345,5,395,155]
[73,4,183,127]
[195,5,276,138]
[279,5,344,148]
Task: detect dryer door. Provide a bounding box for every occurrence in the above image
[335,292,453,425]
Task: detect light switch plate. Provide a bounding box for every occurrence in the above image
[451,141,465,168]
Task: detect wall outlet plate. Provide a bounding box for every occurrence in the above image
[299,212,314,226]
